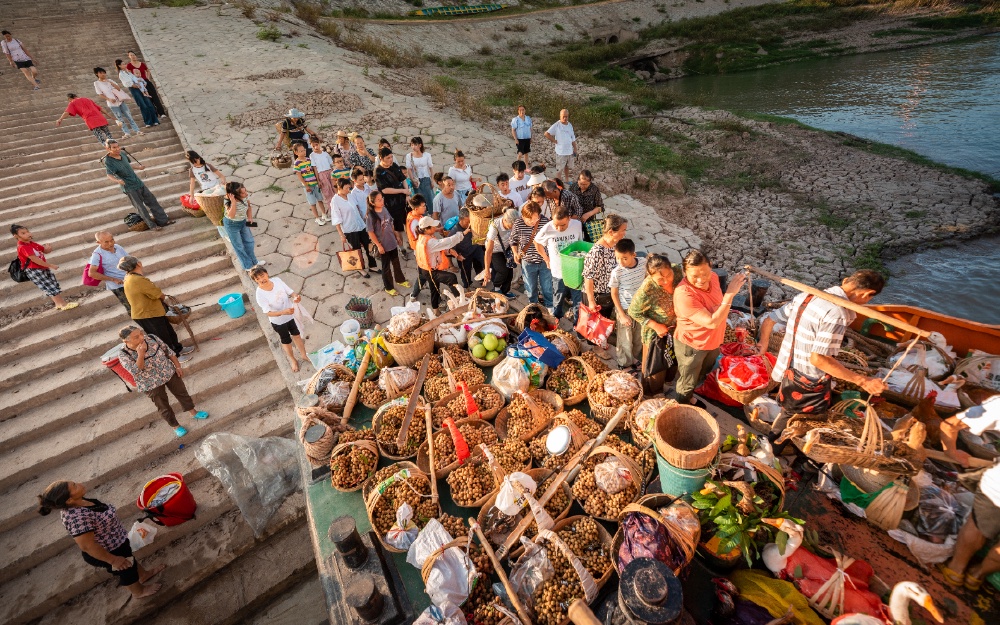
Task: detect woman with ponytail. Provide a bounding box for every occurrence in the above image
[38,481,164,599]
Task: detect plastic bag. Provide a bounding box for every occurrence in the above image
[594,457,631,495]
[506,347,549,390]
[386,502,419,551]
[128,520,158,550]
[380,367,417,392]
[618,511,684,572]
[493,357,531,400]
[388,311,422,337]
[313,367,338,395]
[436,323,468,346]
[575,304,615,349]
[516,330,564,368]
[496,472,537,516]
[509,538,554,612]
[916,485,967,543]
[413,603,468,625]
[311,341,348,369]
[407,519,475,607]
[887,530,956,569]
[889,342,951,379]
[367,334,394,369]
[390,297,423,318]
[604,371,641,402]
[324,381,352,413]
[195,433,301,537]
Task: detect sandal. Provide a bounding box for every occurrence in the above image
[938,564,965,588]
[965,572,984,592]
[58,302,79,311]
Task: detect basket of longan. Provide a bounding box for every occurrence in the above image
[383,328,435,368]
[446,457,502,508]
[363,462,440,554]
[329,439,378,492]
[359,379,387,409]
[543,329,580,358]
[528,416,591,471]
[610,493,700,576]
[480,467,575,548]
[630,397,678,448]
[416,418,498,477]
[587,371,642,431]
[495,390,563,442]
[570,445,643,523]
[373,400,427,460]
[434,383,506,422]
[305,363,356,395]
[545,356,596,407]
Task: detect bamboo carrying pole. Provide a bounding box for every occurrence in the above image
[469,518,534,625]
[744,265,931,339]
[425,406,439,504]
[925,448,994,469]
[341,348,371,426]
[396,354,433,450]
[567,599,602,625]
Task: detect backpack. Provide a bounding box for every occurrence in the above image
[8,256,29,283]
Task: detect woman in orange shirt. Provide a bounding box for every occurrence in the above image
[672,250,745,404]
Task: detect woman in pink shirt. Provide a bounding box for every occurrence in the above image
[55,93,112,146]
[672,250,745,404]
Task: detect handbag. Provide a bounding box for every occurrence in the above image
[776,295,833,415]
[337,242,366,272]
[8,257,29,283]
[496,220,516,269]
[516,329,565,368]
[575,303,615,349]
[82,253,104,287]
[584,210,605,242]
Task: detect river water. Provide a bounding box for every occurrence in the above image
[663,36,1000,324]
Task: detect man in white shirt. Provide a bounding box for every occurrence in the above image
[87,231,131,314]
[544,109,578,181]
[534,205,583,320]
[495,173,522,207]
[939,396,1000,591]
[93,67,141,139]
[510,161,531,202]
[346,172,379,274]
[2,30,40,90]
[510,105,532,165]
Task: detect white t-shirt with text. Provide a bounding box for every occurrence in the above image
[256,277,296,325]
[534,220,583,280]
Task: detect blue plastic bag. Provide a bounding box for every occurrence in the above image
[516,330,565,369]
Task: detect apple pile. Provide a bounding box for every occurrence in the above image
[468,331,507,364]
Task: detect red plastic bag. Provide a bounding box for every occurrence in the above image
[575,304,615,348]
[180,194,201,210]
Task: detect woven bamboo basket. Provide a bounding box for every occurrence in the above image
[180,205,205,218]
[587,371,642,430]
[546,356,596,407]
[718,354,776,405]
[469,288,510,316]
[163,295,191,326]
[470,350,506,368]
[611,494,699,576]
[270,152,293,169]
[364,462,438,553]
[416,418,497,477]
[383,330,435,367]
[419,537,472,585]
[718,456,786,512]
[766,331,785,356]
[652,404,720,470]
[571,445,644,523]
[305,363,356,395]
[551,515,615,587]
[434,384,505,421]
[495,390,562,442]
[544,330,581,357]
[630,398,678,448]
[958,429,1000,461]
[329,439,378,492]
[509,521,603,608]
[467,183,504,244]
[195,193,226,226]
[373,401,426,461]
[477,467,575,546]
[127,220,149,233]
[839,465,919,515]
[446,455,503,508]
[955,354,1000,392]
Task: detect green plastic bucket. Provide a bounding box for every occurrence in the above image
[559,241,593,289]
[656,450,713,499]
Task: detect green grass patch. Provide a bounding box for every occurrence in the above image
[256,24,282,42]
[610,134,709,181]
[904,209,927,218]
[264,184,284,193]
[852,243,888,275]
[816,202,851,229]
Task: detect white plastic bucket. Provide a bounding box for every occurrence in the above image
[340,319,361,345]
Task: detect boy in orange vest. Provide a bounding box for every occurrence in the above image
[415,216,462,313]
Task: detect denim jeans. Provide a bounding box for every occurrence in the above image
[109,103,140,135]
[125,184,169,227]
[129,87,158,126]
[416,177,433,203]
[522,262,553,308]
[553,277,582,319]
[223,217,258,270]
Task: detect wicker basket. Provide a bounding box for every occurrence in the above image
[958,429,1000,461]
[571,445,643,523]
[611,494,699,576]
[717,354,776,405]
[434,384,505,421]
[546,356,596,407]
[180,206,205,218]
[373,401,426,461]
[551,515,615,587]
[364,462,438,553]
[477,467,575,546]
[630,398,678,448]
[270,152,293,169]
[470,350,506,368]
[305,363,356,395]
[329,439,378,492]
[495,390,563,442]
[652,404,720,470]
[766,331,785,356]
[383,330,435,367]
[508,522,604,607]
[793,425,917,477]
[718,456,786,512]
[544,330,580,357]
[467,183,504,244]
[195,193,226,226]
[469,288,510,316]
[163,295,191,326]
[346,297,375,330]
[587,371,642,431]
[447,455,503,509]
[127,220,149,233]
[417,418,496,477]
[419,537,472,585]
[955,354,1000,392]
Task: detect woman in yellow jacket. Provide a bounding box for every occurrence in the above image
[119,255,194,362]
[414,216,463,314]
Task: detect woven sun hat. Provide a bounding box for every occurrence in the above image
[336,130,349,138]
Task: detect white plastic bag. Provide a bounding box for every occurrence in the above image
[388,310,422,337]
[390,298,422,318]
[604,371,641,401]
[509,538,554,612]
[594,457,631,495]
[496,472,537,516]
[128,520,158,550]
[407,519,475,607]
[379,367,417,392]
[493,357,531,401]
[887,530,956,569]
[436,323,468,346]
[413,602,468,625]
[386,502,419,551]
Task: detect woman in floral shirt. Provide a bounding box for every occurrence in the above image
[38,480,164,599]
[582,213,627,320]
[629,254,678,396]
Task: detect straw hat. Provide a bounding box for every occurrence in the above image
[526,173,547,186]
[348,132,359,141]
[336,130,349,138]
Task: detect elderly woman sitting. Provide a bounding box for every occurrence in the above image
[117,325,208,437]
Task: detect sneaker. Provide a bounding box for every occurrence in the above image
[398,280,411,288]
[504,291,517,299]
[255,260,267,267]
[385,288,399,296]
[315,218,325,226]
[177,354,193,364]
[180,346,195,355]
[174,426,188,437]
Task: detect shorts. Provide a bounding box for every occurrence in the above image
[385,200,407,232]
[271,318,300,345]
[555,153,576,172]
[516,138,531,154]
[81,540,139,587]
[15,60,34,69]
[26,267,61,296]
[973,486,1000,541]
[302,184,323,206]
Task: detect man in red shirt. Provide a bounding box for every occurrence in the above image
[56,93,113,146]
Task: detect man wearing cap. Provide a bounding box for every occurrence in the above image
[103,140,173,229]
[274,108,315,153]
[544,109,577,181]
[414,216,463,313]
[510,105,532,165]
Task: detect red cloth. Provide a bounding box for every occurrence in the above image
[695,371,743,407]
[717,346,776,391]
[126,61,149,80]
[17,240,47,269]
[65,98,108,130]
[781,547,888,621]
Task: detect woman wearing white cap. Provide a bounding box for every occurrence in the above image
[274,108,315,153]
[414,216,463,313]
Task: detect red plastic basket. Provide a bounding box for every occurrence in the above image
[101,345,136,389]
[137,472,197,526]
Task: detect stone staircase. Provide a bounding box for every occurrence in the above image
[0,1,323,623]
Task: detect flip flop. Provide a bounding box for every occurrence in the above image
[58,302,79,311]
[938,564,965,587]
[192,411,209,420]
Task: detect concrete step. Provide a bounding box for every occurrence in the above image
[0,402,295,587]
[0,137,183,183]
[0,125,178,164]
[0,359,289,536]
[0,136,184,184]
[241,575,329,625]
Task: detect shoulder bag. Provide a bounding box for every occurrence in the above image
[776,295,834,415]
